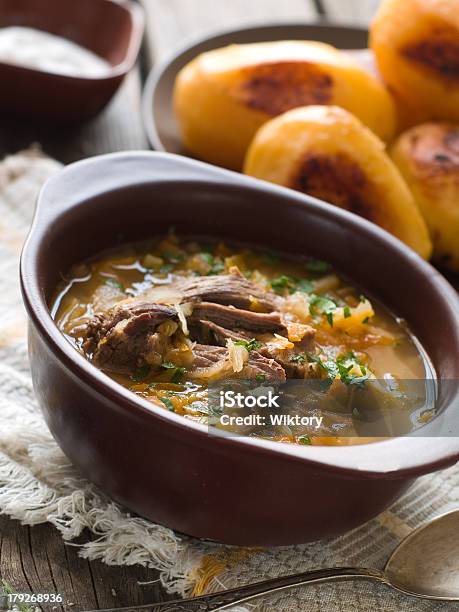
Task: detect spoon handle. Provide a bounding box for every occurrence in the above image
[84,567,385,612]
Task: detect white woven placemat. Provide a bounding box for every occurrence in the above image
[0,148,457,611]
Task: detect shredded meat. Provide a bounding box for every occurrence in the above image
[190,321,315,377]
[259,346,313,379]
[165,274,280,312]
[191,344,286,382]
[84,301,177,374]
[190,302,286,333]
[257,325,316,379]
[191,345,229,369]
[84,272,315,381]
[242,352,286,382]
[188,319,250,345]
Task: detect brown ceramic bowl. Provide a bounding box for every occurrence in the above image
[0,0,144,122]
[142,23,368,157]
[20,152,459,546]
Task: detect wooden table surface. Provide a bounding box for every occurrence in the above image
[0,1,381,609]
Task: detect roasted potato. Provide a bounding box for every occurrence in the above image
[244,106,432,259]
[391,123,459,272]
[174,41,397,170]
[370,0,459,126]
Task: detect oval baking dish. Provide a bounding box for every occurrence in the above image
[20,152,459,545]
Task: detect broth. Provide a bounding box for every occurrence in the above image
[52,233,435,446]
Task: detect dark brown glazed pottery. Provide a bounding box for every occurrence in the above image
[20,152,459,546]
[142,23,369,156]
[0,0,144,123]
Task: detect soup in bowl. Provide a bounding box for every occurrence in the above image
[20,152,459,544]
[53,233,435,445]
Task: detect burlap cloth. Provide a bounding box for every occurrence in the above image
[0,148,457,611]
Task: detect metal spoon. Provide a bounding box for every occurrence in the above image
[87,508,459,611]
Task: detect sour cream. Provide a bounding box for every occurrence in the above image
[0,26,111,77]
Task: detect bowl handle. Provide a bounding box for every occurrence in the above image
[35,151,241,223]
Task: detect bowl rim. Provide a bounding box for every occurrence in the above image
[0,0,144,81]
[20,151,459,480]
[142,20,369,153]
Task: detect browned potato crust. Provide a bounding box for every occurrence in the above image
[371,0,459,127]
[244,106,432,259]
[174,41,397,170]
[391,123,459,272]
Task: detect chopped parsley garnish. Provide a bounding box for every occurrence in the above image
[298,435,312,445]
[290,354,306,364]
[208,262,225,275]
[255,374,266,382]
[201,252,214,265]
[160,397,175,411]
[161,361,187,383]
[305,259,331,274]
[362,316,370,324]
[336,353,369,387]
[201,252,224,275]
[235,338,262,352]
[307,353,339,379]
[132,364,152,382]
[307,352,370,388]
[296,279,314,294]
[343,306,352,319]
[270,275,296,293]
[309,294,338,327]
[270,275,314,295]
[105,278,124,291]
